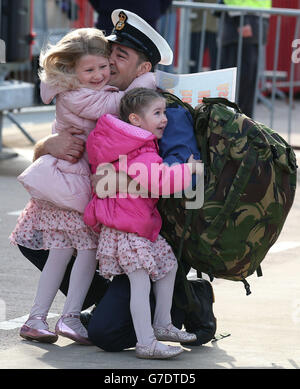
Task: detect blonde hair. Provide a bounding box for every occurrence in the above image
[39,28,110,90]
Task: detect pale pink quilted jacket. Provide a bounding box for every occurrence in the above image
[18,73,156,213]
[84,114,192,242]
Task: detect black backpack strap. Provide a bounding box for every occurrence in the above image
[175,210,196,313]
[202,97,242,113]
[162,91,195,117]
[177,210,193,263]
[256,265,263,277]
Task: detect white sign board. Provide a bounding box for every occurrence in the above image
[155,67,237,108]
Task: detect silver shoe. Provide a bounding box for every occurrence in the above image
[154,324,197,343]
[136,340,184,360]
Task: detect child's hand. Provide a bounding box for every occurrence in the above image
[187,154,202,174]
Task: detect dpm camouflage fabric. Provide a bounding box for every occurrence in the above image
[158,94,297,290]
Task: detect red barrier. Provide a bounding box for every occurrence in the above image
[266,0,300,92]
[71,0,94,28]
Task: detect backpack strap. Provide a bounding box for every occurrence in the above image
[175,210,197,313]
[177,210,193,263]
[162,91,195,117]
[202,97,242,113]
[256,265,263,277]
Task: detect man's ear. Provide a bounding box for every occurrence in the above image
[136,61,152,77]
[128,113,142,126]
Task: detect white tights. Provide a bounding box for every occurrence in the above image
[127,262,178,348]
[27,248,97,333]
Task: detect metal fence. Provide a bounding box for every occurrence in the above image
[161,1,300,147]
[0,0,94,158]
[1,0,94,97]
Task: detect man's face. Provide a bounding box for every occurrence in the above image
[109,43,143,91]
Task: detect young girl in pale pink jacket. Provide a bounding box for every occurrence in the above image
[9,28,155,345]
[84,88,202,359]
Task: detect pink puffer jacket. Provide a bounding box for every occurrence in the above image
[18,73,156,213]
[84,114,192,242]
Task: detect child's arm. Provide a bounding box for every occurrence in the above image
[65,73,156,120]
[92,165,149,199]
[92,152,202,199]
[119,152,201,197]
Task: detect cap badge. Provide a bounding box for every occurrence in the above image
[115,11,128,31]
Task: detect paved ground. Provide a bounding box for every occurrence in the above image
[0,100,299,372]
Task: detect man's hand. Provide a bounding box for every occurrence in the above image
[238,24,253,38]
[33,128,85,163]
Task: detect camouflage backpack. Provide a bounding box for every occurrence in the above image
[158,94,297,295]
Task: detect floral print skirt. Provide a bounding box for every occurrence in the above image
[9,199,98,251]
[96,225,177,282]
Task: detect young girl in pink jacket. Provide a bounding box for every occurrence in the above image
[84,88,203,359]
[9,28,155,345]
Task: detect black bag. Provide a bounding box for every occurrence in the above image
[172,260,217,345]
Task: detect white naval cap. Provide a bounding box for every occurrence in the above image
[106,9,173,66]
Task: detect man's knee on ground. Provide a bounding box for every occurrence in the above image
[87,316,135,352]
[87,317,113,351]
